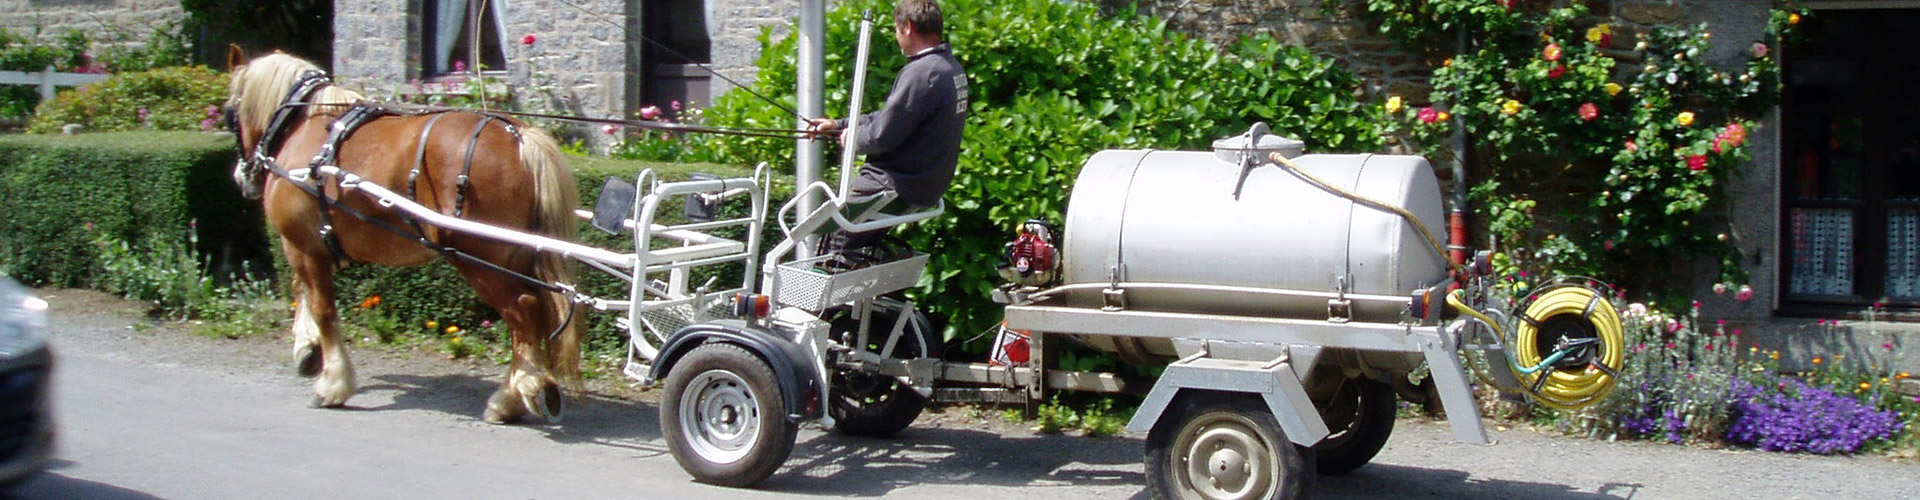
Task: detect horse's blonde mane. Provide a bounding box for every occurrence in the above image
[230,53,364,139]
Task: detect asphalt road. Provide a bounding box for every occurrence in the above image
[6,289,1918,500]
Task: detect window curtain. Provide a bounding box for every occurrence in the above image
[431,0,511,74]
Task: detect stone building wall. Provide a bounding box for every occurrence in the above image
[333,0,795,146]
[0,0,185,55]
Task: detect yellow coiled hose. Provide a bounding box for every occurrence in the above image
[1447,286,1625,410]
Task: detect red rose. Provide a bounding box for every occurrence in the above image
[1578,102,1598,122]
[1688,155,1708,171]
[1417,107,1439,124]
[522,34,537,46]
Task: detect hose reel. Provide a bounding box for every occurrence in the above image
[1450,278,1625,410]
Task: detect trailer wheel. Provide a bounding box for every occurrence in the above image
[1311,378,1395,475]
[661,342,796,488]
[1146,393,1312,500]
[827,305,939,437]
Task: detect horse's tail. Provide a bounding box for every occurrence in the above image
[519,126,584,391]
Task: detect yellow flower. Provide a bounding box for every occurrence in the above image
[1386,95,1404,114]
[1789,13,1801,25]
[446,325,461,335]
[1899,371,1912,379]
[1500,99,1523,116]
[1586,25,1613,45]
[1443,58,1454,67]
[426,320,439,330]
[1605,82,1623,97]
[1676,111,1696,127]
[1859,382,1872,391]
[1436,111,1451,122]
[1769,351,1780,360]
[1812,356,1823,365]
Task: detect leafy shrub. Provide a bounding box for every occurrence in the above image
[693,0,1380,342]
[0,132,265,287]
[0,28,93,118]
[1355,1,1804,302]
[27,65,228,133]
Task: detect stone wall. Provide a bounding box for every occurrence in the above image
[333,0,797,147]
[0,0,184,55]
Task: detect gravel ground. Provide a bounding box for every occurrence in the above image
[25,287,1920,500]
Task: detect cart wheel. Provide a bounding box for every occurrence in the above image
[661,343,796,488]
[1145,393,1312,500]
[1311,378,1395,475]
[827,304,939,437]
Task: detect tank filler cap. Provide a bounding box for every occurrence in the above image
[1212,122,1305,165]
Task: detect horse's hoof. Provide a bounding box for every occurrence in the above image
[296,345,323,378]
[541,385,564,424]
[484,390,522,424]
[309,395,346,409]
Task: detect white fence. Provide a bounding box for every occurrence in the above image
[0,66,109,101]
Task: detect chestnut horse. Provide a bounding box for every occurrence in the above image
[226,52,582,424]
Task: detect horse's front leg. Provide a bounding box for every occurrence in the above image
[288,252,356,407]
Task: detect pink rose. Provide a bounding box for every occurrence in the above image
[1735,285,1753,301]
[1751,42,1768,58]
[1578,102,1598,122]
[1625,140,1638,152]
[601,124,618,135]
[1688,155,1708,171]
[1713,283,1728,294]
[1417,107,1439,124]
[1543,43,1564,62]
[638,105,663,120]
[522,34,537,46]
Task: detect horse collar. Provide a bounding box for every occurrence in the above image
[244,70,334,174]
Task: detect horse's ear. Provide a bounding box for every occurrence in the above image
[227,44,246,70]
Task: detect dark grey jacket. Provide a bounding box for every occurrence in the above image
[845,43,968,207]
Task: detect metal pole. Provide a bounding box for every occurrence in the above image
[838,13,874,199]
[796,0,826,258]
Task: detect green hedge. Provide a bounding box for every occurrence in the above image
[0,131,264,286]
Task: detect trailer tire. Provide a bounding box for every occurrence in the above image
[661,342,796,488]
[827,305,939,437]
[1146,392,1313,500]
[1311,378,1395,475]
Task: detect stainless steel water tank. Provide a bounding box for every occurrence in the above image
[1058,139,1448,357]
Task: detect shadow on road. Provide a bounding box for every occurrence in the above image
[6,466,164,500]
[1319,464,1638,499]
[764,427,1147,497]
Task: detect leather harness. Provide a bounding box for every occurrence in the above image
[235,71,573,307]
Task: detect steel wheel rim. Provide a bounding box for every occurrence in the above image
[679,369,760,464]
[1174,413,1276,500]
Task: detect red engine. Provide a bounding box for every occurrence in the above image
[998,219,1059,287]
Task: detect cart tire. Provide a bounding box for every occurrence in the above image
[1311,378,1395,475]
[1145,392,1313,500]
[828,305,939,437]
[660,342,796,488]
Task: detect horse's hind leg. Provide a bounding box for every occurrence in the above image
[459,265,563,424]
[287,248,356,407]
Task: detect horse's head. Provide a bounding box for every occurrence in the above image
[224,49,358,200]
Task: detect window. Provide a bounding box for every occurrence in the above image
[1780,8,1920,315]
[641,0,711,119]
[423,0,507,77]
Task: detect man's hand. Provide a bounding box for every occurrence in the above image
[806,117,843,140]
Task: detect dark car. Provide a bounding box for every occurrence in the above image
[0,278,51,489]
